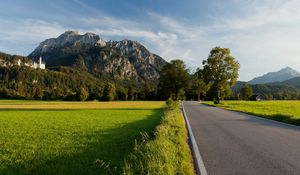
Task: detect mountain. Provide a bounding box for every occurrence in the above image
[248,67,300,84]
[29,31,167,82]
[231,81,300,100]
[276,77,300,89]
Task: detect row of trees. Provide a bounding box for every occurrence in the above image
[158,47,240,104]
[0,47,241,103]
[2,46,299,102]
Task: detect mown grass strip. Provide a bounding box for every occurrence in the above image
[122,101,194,175]
[202,100,300,126]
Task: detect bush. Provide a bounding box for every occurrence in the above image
[166,98,180,111]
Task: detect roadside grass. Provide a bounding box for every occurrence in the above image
[123,101,194,175]
[0,101,164,175]
[202,100,300,126]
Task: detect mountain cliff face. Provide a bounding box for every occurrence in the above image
[248,67,300,84]
[29,31,167,82]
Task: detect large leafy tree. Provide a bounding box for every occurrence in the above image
[158,60,190,100]
[202,47,240,104]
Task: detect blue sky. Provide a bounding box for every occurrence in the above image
[1,0,300,81]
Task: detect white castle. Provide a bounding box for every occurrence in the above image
[17,56,45,69]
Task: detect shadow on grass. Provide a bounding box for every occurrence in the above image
[201,102,300,127]
[1,109,163,175]
[244,112,300,127]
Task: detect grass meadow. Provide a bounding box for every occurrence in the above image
[0,101,165,175]
[203,100,300,125]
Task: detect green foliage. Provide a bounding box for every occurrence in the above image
[76,87,89,101]
[0,66,159,101]
[0,101,163,175]
[123,101,194,175]
[165,98,180,110]
[158,60,190,100]
[102,83,116,101]
[189,69,209,100]
[232,82,300,100]
[0,52,162,101]
[202,47,240,103]
[252,84,300,100]
[0,66,103,101]
[241,83,253,100]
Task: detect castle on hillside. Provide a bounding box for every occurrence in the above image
[17,56,46,69]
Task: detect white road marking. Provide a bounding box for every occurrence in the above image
[181,102,208,175]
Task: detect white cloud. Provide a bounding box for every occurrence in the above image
[0,19,65,41]
[1,0,300,81]
[143,0,300,81]
[0,19,66,55]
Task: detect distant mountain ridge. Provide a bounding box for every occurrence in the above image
[248,67,300,84]
[29,31,167,82]
[274,77,300,89]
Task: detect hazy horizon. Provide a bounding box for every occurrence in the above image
[1,0,300,81]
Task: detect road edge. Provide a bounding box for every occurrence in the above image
[181,101,208,175]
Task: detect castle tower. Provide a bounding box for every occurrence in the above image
[39,56,42,65]
[37,56,45,69]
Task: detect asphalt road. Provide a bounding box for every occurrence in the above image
[183,101,300,175]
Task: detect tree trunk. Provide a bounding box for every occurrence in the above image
[214,89,220,104]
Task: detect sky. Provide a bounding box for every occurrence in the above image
[1,0,300,81]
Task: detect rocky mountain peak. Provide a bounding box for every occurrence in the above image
[279,66,300,76]
[30,31,106,56]
[28,31,167,82]
[59,31,80,38]
[248,66,300,84]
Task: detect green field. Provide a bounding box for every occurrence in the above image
[0,101,165,175]
[203,100,300,125]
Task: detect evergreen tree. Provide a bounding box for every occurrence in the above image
[77,87,89,101]
[103,83,116,101]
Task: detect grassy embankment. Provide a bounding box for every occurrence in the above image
[0,100,194,175]
[203,100,300,126]
[123,100,194,175]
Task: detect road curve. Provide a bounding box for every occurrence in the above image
[183,101,300,175]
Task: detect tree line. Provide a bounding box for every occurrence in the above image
[0,47,240,103]
[1,47,298,102]
[157,47,240,103]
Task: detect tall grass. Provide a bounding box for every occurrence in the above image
[122,100,194,175]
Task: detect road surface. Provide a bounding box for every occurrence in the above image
[183,101,300,175]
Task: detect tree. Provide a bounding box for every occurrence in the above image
[76,87,89,101]
[202,47,240,104]
[241,83,253,100]
[158,60,190,100]
[102,83,116,101]
[191,69,209,101]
